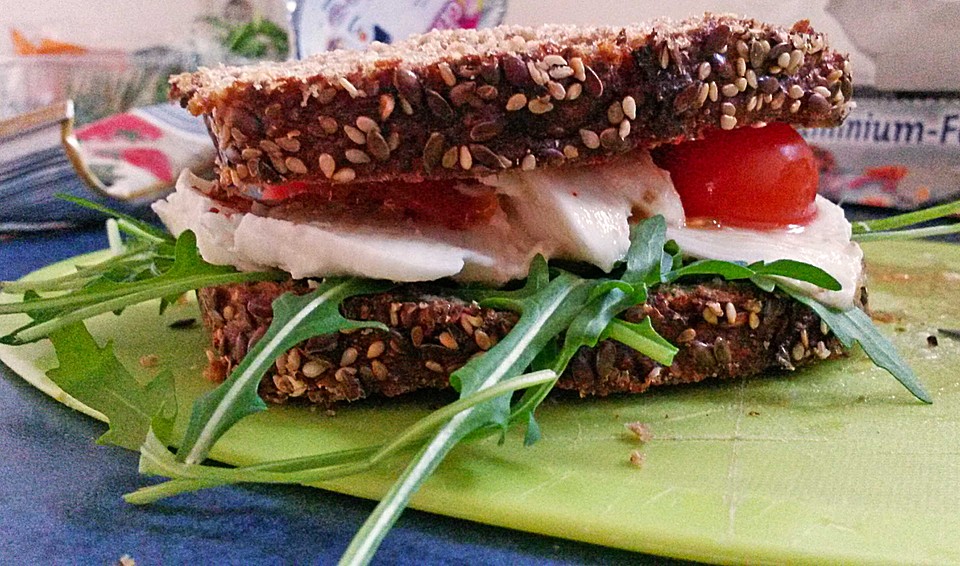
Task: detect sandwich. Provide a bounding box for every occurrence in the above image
[155,13,875,407]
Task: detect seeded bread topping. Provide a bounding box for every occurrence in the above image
[170,13,853,189]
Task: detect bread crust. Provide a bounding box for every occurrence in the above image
[171,14,852,189]
[197,280,846,407]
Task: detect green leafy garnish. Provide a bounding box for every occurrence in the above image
[0,231,282,345]
[177,278,392,465]
[782,288,932,403]
[46,322,176,450]
[851,199,960,242]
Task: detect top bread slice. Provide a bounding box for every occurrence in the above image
[170,13,852,188]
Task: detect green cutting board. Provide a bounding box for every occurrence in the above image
[2,240,960,565]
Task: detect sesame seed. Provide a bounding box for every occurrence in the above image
[371,360,389,380]
[720,114,737,130]
[345,149,370,164]
[275,137,300,152]
[521,153,537,171]
[366,131,391,161]
[474,329,493,350]
[269,154,288,174]
[506,93,527,111]
[439,331,459,350]
[787,83,804,99]
[789,99,802,113]
[579,129,600,149]
[777,52,791,68]
[736,57,747,77]
[318,153,335,178]
[618,119,631,139]
[527,61,547,85]
[771,93,786,110]
[622,96,637,120]
[344,125,366,144]
[387,131,400,151]
[820,320,830,335]
[827,69,843,84]
[367,341,385,359]
[547,80,566,100]
[746,69,758,90]
[607,101,625,124]
[708,81,719,102]
[259,139,280,154]
[721,83,739,98]
[788,49,803,72]
[543,54,567,67]
[749,312,760,329]
[399,98,414,115]
[566,82,582,100]
[677,328,697,343]
[736,40,749,58]
[302,360,327,378]
[563,145,579,159]
[570,57,586,81]
[286,348,301,372]
[338,77,360,98]
[814,86,832,98]
[459,145,473,170]
[285,157,308,174]
[791,342,806,361]
[698,62,711,80]
[528,97,554,114]
[747,95,758,112]
[425,360,445,373]
[703,307,719,325]
[331,168,356,183]
[659,46,670,69]
[696,82,710,107]
[340,347,358,367]
[441,146,458,169]
[549,66,574,80]
[735,77,748,92]
[721,102,737,116]
[769,65,782,74]
[724,302,737,324]
[356,115,379,134]
[335,367,357,383]
[438,62,456,86]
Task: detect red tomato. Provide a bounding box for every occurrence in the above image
[652,123,819,228]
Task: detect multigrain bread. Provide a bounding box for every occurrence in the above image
[170,13,852,190]
[198,281,846,407]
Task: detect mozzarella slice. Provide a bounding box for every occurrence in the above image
[668,196,863,309]
[486,151,683,272]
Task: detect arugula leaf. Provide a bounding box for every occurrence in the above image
[177,278,392,465]
[0,231,281,345]
[46,322,176,450]
[851,199,960,235]
[340,274,597,564]
[623,215,668,286]
[751,259,842,291]
[781,288,931,403]
[853,224,960,243]
[666,259,755,281]
[603,317,678,366]
[56,193,173,244]
[127,370,557,504]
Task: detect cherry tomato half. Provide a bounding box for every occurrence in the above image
[652,123,819,228]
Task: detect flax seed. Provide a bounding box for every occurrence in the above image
[439,331,459,350]
[724,302,737,324]
[474,329,493,350]
[425,360,445,373]
[367,341,385,359]
[677,328,697,343]
[411,326,424,347]
[749,312,760,329]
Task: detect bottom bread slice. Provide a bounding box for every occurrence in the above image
[196,279,846,407]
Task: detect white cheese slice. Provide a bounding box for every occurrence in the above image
[668,196,863,309]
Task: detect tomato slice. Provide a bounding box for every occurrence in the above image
[652,123,819,228]
[260,179,500,231]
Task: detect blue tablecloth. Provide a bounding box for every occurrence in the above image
[0,228,676,564]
